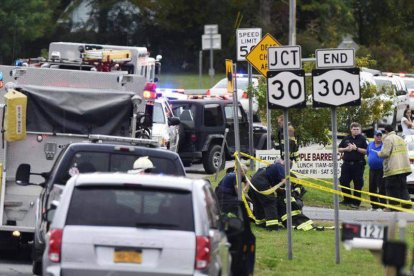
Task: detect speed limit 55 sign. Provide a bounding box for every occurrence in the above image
[236,28,262,61]
[267,70,306,109]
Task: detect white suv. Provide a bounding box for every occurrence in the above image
[372,75,409,128]
[43,173,238,276]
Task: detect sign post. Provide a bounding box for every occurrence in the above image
[267,45,306,260]
[237,28,262,169]
[312,48,360,264]
[246,34,281,149]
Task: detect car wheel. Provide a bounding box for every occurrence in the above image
[202,144,225,174]
[32,259,42,275]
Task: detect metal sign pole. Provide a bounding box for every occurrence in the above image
[233,66,242,200]
[283,109,293,260]
[209,32,214,85]
[248,63,254,170]
[331,107,340,264]
[266,101,272,149]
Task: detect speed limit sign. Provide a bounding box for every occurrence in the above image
[236,28,262,61]
[267,70,306,109]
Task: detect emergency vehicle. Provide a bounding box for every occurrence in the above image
[0,64,151,251]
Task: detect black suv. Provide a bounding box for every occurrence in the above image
[171,99,268,173]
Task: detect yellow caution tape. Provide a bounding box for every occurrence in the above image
[236,151,414,213]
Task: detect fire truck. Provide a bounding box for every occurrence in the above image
[0,64,151,252]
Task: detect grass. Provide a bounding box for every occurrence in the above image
[158,73,225,89]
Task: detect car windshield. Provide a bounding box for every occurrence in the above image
[66,186,194,231]
[153,102,165,124]
[374,79,395,93]
[213,78,249,90]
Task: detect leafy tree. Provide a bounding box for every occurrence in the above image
[0,0,58,64]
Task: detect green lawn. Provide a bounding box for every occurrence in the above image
[158,73,225,89]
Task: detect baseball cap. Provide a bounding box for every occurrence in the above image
[374,130,383,136]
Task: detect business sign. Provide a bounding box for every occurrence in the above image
[255,147,343,178]
[312,67,360,107]
[267,46,302,70]
[236,28,262,61]
[267,70,306,109]
[245,33,281,77]
[316,48,355,69]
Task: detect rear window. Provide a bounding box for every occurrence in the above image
[66,186,194,231]
[57,151,181,184]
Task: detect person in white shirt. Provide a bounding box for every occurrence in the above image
[401,107,414,136]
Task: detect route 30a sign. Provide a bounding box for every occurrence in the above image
[267,70,306,109]
[312,68,360,107]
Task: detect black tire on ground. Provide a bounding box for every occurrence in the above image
[202,144,225,174]
[182,160,192,167]
[32,260,42,275]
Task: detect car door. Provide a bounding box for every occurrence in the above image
[164,100,180,152]
[224,104,249,153]
[393,76,409,122]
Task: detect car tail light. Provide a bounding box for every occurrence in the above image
[242,91,249,99]
[191,134,197,142]
[48,228,63,263]
[206,89,211,96]
[410,158,414,164]
[409,90,414,97]
[195,236,211,270]
[143,90,157,99]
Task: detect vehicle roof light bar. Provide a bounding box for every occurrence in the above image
[88,134,159,147]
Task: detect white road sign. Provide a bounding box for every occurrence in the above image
[316,48,355,68]
[267,70,306,109]
[268,46,302,70]
[202,34,222,50]
[312,68,360,107]
[236,28,262,61]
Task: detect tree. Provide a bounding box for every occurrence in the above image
[0,0,58,64]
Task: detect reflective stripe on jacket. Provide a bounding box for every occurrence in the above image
[377,131,411,177]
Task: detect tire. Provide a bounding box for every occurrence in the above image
[202,144,225,174]
[32,259,42,275]
[182,160,192,167]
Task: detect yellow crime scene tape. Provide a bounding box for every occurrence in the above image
[234,151,414,214]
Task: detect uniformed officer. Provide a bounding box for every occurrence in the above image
[338,122,367,208]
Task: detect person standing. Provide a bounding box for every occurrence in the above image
[401,106,414,137]
[376,125,412,209]
[367,130,386,211]
[338,122,368,209]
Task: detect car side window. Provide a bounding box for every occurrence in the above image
[204,104,223,127]
[153,102,165,123]
[203,185,220,229]
[224,105,242,122]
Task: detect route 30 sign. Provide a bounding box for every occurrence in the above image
[267,70,306,109]
[312,68,360,107]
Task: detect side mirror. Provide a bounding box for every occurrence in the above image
[168,117,181,126]
[15,164,31,185]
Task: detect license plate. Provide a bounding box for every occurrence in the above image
[359,223,387,239]
[113,249,142,264]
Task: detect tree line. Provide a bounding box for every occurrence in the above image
[1,0,414,73]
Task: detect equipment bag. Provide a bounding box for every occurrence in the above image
[4,89,27,141]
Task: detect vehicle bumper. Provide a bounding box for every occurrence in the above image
[407,169,414,200]
[179,152,202,162]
